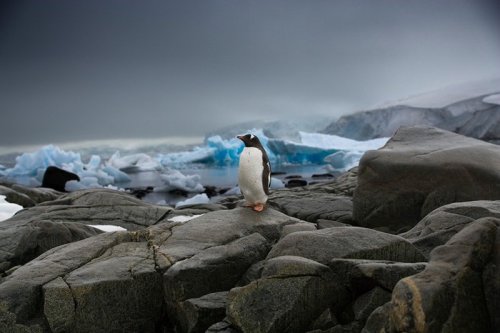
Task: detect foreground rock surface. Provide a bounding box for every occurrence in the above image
[389,218,498,333]
[354,126,500,232]
[0,189,171,274]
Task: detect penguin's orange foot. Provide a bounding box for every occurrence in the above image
[253,203,265,212]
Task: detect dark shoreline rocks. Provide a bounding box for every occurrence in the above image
[0,126,499,332]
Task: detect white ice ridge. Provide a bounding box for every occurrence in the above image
[0,195,23,222]
[483,93,500,106]
[155,169,205,194]
[87,224,127,232]
[375,77,500,109]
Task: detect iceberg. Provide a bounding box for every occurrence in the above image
[107,152,162,172]
[158,146,215,166]
[0,145,130,188]
[175,193,210,208]
[154,169,205,193]
[0,195,23,222]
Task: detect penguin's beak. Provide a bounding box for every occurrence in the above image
[236,135,243,141]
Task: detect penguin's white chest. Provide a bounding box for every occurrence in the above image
[238,147,268,205]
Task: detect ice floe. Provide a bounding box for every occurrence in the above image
[175,193,210,208]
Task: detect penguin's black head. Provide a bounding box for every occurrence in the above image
[237,133,262,148]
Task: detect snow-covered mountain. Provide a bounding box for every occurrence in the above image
[206,116,336,142]
[322,78,500,143]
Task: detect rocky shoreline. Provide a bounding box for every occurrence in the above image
[0,126,499,333]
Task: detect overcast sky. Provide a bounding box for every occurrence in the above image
[1,0,500,145]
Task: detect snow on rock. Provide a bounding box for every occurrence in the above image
[483,93,500,106]
[107,152,162,172]
[87,225,127,232]
[154,169,205,193]
[0,195,23,222]
[175,193,210,208]
[167,214,204,223]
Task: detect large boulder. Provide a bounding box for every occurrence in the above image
[227,256,337,333]
[47,241,164,333]
[389,218,498,333]
[401,200,500,257]
[353,126,500,232]
[0,188,171,273]
[267,227,426,265]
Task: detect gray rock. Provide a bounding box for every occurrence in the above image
[401,200,500,257]
[227,256,337,333]
[329,259,427,293]
[267,227,426,265]
[483,226,500,333]
[43,277,75,333]
[309,308,338,331]
[0,185,35,208]
[317,219,348,229]
[281,222,317,237]
[390,218,497,333]
[11,183,62,204]
[353,287,391,321]
[0,231,134,322]
[156,207,301,265]
[354,126,500,231]
[63,241,164,333]
[0,188,171,273]
[164,233,270,303]
[0,219,102,274]
[361,302,391,333]
[269,193,353,224]
[206,318,240,333]
[177,291,228,333]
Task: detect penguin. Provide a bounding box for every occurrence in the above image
[236,134,271,212]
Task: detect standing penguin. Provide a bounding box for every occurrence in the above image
[237,134,271,212]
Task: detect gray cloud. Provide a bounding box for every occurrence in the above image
[1,0,499,145]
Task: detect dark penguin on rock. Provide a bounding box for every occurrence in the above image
[237,134,271,212]
[42,166,80,192]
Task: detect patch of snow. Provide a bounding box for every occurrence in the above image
[167,214,204,223]
[483,93,500,106]
[0,195,23,222]
[175,193,210,208]
[87,224,127,232]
